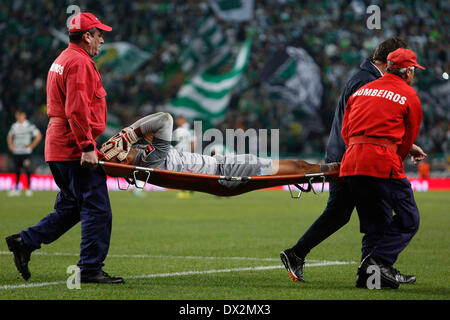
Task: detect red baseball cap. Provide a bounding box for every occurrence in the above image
[68,12,112,33]
[387,48,425,70]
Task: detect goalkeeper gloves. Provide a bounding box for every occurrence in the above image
[100,127,139,161]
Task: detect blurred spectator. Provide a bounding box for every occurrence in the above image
[6,109,42,196]
[417,160,430,179]
[418,160,431,179]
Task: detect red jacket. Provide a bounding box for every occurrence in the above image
[45,43,107,161]
[340,73,422,179]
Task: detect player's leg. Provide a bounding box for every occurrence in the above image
[8,155,23,196]
[14,155,23,191]
[215,154,264,188]
[23,156,33,196]
[129,112,173,141]
[216,155,339,181]
[280,179,354,282]
[274,160,340,175]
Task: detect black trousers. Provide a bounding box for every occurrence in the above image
[13,154,32,189]
[347,176,420,266]
[20,161,113,277]
[293,180,355,258]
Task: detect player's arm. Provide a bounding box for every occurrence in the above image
[100,112,173,161]
[26,130,42,150]
[6,134,14,152]
[100,126,141,161]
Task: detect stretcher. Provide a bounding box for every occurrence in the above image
[99,161,340,198]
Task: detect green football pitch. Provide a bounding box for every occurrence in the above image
[1,190,449,301]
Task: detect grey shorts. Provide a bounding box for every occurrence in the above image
[215,154,273,189]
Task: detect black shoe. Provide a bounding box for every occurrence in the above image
[355,254,399,289]
[392,268,416,284]
[5,234,32,281]
[81,271,125,284]
[280,248,306,282]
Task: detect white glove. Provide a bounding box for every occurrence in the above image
[100,127,139,161]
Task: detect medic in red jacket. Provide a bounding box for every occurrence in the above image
[45,15,111,162]
[340,49,424,179]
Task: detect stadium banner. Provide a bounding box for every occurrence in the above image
[210,0,254,22]
[0,174,167,192]
[1,174,449,192]
[95,42,151,77]
[168,38,251,126]
[260,37,324,134]
[179,16,232,74]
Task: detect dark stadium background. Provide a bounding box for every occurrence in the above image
[1,0,448,177]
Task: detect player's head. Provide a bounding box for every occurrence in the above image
[386,48,425,86]
[67,12,112,57]
[175,115,187,127]
[372,37,408,72]
[15,109,27,123]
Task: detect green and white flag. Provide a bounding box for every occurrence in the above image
[168,38,251,126]
[179,16,231,74]
[260,37,324,133]
[95,42,151,77]
[210,0,254,22]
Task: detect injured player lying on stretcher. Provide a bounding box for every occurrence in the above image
[99,112,339,187]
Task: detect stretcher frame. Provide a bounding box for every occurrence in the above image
[99,160,340,198]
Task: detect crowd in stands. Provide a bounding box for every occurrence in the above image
[1,0,448,173]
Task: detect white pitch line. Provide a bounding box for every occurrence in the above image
[0,251,325,262]
[0,261,356,290]
[0,281,65,290]
[127,261,356,280]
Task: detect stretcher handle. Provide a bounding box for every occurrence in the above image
[288,175,326,198]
